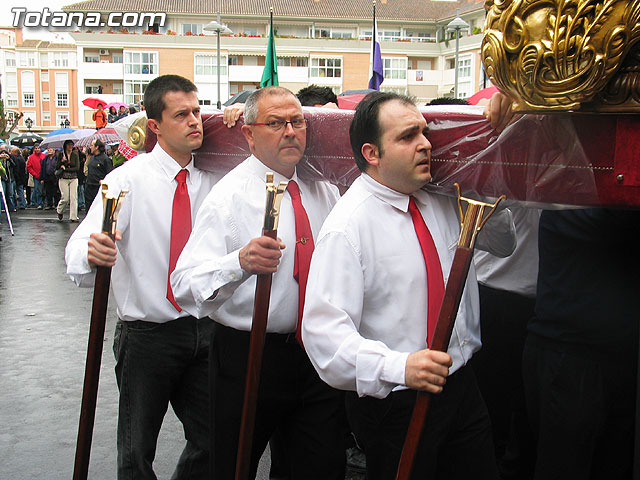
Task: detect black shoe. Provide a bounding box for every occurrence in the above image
[58,213,63,221]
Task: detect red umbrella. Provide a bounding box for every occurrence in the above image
[82,97,107,109]
[467,86,499,105]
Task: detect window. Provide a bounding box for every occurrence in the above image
[125,80,149,104]
[84,53,99,63]
[195,55,227,76]
[113,53,123,63]
[5,51,15,67]
[55,72,69,93]
[199,99,212,106]
[310,58,342,78]
[6,92,18,107]
[124,51,158,75]
[113,83,124,94]
[40,70,49,83]
[5,72,17,90]
[57,93,68,107]
[277,57,308,67]
[383,58,407,80]
[313,28,330,38]
[182,23,203,35]
[458,56,472,79]
[22,111,36,126]
[56,112,69,126]
[42,92,50,102]
[382,30,401,41]
[43,111,51,122]
[51,52,69,67]
[85,84,101,94]
[228,56,239,66]
[331,29,353,39]
[23,93,35,107]
[19,51,37,67]
[21,71,35,104]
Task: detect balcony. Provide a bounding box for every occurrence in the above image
[81,60,124,80]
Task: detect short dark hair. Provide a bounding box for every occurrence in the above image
[426,96,469,106]
[349,91,415,173]
[93,138,106,154]
[63,139,74,151]
[144,75,198,121]
[296,85,338,107]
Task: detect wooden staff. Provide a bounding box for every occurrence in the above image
[73,184,128,480]
[395,184,505,480]
[235,173,287,480]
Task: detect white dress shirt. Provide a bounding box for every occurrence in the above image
[171,155,340,333]
[65,143,221,323]
[302,173,516,399]
[475,206,541,297]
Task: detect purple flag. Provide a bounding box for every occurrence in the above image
[368,41,383,90]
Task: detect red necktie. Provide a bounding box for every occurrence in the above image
[408,196,444,347]
[167,169,192,312]
[288,180,314,346]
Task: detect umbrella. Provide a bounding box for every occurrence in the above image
[105,101,128,111]
[82,97,107,109]
[10,132,44,147]
[75,128,121,147]
[41,129,97,149]
[46,127,75,137]
[467,86,499,105]
[224,90,255,106]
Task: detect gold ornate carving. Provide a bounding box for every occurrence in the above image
[127,114,147,150]
[482,0,640,112]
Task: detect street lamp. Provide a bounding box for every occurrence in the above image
[446,9,470,99]
[60,118,70,129]
[25,117,33,131]
[203,13,233,109]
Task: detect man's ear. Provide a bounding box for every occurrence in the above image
[241,124,255,149]
[361,143,380,168]
[147,118,160,136]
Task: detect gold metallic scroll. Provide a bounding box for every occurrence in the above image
[127,114,148,150]
[482,0,640,112]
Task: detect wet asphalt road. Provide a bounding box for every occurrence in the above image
[0,208,366,479]
[0,207,272,479]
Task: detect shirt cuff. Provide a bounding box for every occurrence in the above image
[381,350,410,387]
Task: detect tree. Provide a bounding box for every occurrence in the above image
[0,81,23,143]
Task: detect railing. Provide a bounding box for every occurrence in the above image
[358,34,437,43]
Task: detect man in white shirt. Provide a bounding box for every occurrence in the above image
[65,75,220,480]
[302,91,516,480]
[171,86,345,479]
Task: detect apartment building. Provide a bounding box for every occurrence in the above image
[0,28,78,134]
[2,0,489,132]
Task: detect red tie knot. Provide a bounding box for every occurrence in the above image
[176,169,188,184]
[287,179,301,198]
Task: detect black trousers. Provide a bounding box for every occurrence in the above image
[345,365,498,480]
[523,335,636,480]
[470,284,536,478]
[209,323,345,480]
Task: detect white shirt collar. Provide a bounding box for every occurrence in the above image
[245,154,300,185]
[151,143,195,182]
[360,172,431,213]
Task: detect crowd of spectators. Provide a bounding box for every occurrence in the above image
[1,140,119,220]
